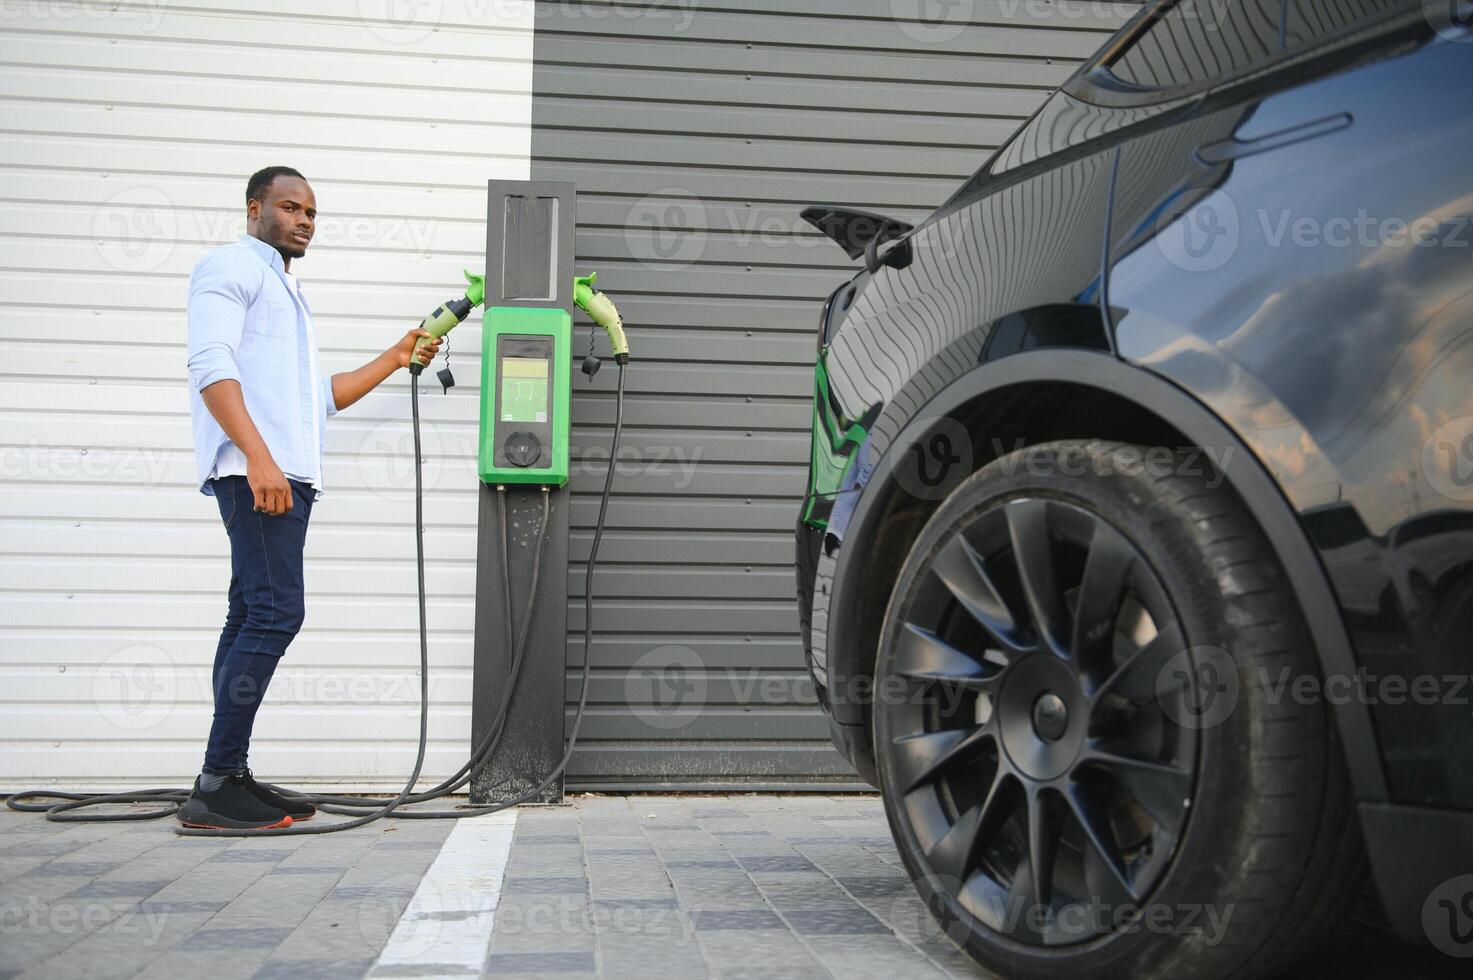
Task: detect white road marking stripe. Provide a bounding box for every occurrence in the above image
[371,810,518,978]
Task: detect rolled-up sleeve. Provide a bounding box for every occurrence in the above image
[322,374,338,418]
[186,251,252,393]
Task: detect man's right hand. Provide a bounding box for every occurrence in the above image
[248,454,293,516]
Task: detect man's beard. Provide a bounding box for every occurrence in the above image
[271,225,308,258]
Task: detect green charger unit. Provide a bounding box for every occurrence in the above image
[478,306,571,486]
[476,180,577,488]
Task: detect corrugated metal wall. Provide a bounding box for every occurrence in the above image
[0,1,534,790]
[537,0,1136,788]
[0,0,1138,793]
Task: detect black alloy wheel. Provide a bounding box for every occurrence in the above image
[873,440,1363,980]
[880,491,1196,945]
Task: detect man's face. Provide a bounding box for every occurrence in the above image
[248,176,316,260]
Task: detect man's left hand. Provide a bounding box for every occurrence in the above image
[395,327,444,369]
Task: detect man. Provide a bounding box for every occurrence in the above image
[182,166,442,829]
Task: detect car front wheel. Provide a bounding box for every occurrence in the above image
[873,439,1362,980]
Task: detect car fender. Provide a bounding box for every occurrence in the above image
[824,346,1390,804]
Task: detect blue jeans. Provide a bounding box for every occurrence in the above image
[203,475,315,775]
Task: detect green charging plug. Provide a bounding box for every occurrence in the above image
[410,268,487,373]
[573,272,629,363]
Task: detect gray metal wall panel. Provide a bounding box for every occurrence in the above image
[533,0,1135,790]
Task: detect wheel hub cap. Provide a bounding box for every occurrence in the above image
[998,653,1084,781]
[1032,692,1068,741]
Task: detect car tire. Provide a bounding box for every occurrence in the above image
[872,438,1363,980]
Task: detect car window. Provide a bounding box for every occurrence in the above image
[1103,0,1420,94]
[1104,0,1283,90]
[1282,0,1419,51]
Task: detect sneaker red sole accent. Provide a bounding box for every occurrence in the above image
[179,814,293,831]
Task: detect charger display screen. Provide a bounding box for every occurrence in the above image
[501,356,549,423]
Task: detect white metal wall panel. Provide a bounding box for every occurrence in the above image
[0,1,534,790]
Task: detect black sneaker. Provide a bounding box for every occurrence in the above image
[177,774,292,830]
[239,769,316,821]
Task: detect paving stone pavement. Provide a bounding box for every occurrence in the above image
[0,794,982,980]
[1,794,1457,979]
[0,799,455,980]
[486,794,978,980]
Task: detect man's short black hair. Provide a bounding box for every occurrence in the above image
[246,166,305,205]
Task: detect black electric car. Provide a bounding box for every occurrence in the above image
[795,2,1473,977]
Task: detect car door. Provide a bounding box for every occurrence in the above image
[1100,0,1473,810]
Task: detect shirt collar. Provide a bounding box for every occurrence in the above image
[238,233,286,274]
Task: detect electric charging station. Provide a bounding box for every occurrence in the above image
[470,180,577,805]
[14,176,629,833]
